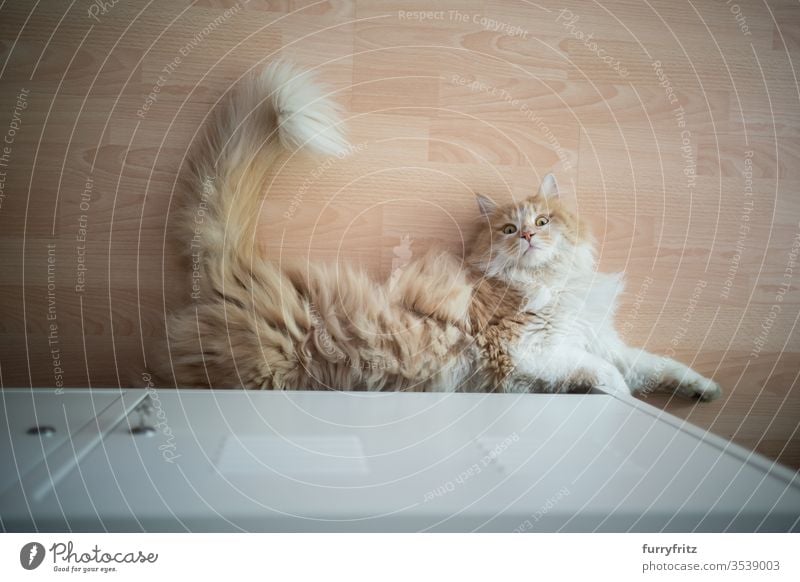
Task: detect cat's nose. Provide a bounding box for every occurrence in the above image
[520,231,533,242]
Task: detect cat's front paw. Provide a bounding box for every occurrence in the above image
[678,377,722,401]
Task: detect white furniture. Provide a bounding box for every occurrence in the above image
[1,388,798,531]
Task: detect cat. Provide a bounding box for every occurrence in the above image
[468,181,720,399]
[160,61,721,401]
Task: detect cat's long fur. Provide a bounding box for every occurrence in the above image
[162,62,721,400]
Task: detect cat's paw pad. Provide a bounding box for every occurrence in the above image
[680,378,722,401]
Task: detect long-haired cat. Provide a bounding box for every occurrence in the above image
[161,61,721,400]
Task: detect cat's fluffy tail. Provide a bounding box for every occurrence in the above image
[179,61,347,270]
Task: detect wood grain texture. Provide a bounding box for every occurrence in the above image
[0,0,798,467]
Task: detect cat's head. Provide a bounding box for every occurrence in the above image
[468,174,589,276]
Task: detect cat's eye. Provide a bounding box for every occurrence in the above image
[535,215,550,227]
[502,224,518,235]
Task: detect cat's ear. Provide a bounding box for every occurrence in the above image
[538,173,559,198]
[475,194,497,218]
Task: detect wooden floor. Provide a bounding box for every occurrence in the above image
[0,0,799,467]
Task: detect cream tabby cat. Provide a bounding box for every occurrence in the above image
[162,61,721,401]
